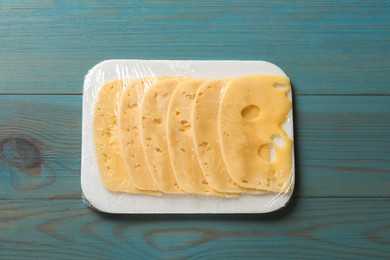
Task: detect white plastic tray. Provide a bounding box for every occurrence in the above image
[81,59,294,214]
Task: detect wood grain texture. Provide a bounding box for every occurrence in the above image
[0,198,389,259]
[295,95,390,197]
[0,95,389,199]
[1,0,389,94]
[1,1,389,258]
[0,95,81,200]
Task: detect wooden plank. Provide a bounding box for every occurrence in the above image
[0,95,82,199]
[0,198,389,259]
[295,96,390,197]
[1,0,389,94]
[0,95,389,199]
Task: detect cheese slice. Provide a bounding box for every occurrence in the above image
[193,79,264,194]
[219,74,292,192]
[140,78,187,193]
[92,79,139,192]
[118,77,161,192]
[167,79,221,195]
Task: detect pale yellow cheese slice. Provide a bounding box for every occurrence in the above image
[219,74,292,192]
[193,79,264,194]
[118,77,161,191]
[140,78,187,193]
[167,79,222,195]
[92,79,139,193]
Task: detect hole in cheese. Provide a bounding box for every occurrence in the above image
[104,128,111,136]
[270,145,276,162]
[271,134,284,147]
[186,94,195,99]
[286,89,292,100]
[199,141,208,148]
[241,105,260,120]
[273,83,287,89]
[178,120,191,132]
[128,103,137,109]
[153,118,161,124]
[257,143,274,162]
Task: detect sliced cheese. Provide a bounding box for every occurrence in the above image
[193,79,264,194]
[118,77,161,192]
[140,78,186,193]
[167,79,221,195]
[219,74,292,192]
[92,79,139,192]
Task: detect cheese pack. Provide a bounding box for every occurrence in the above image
[82,60,295,214]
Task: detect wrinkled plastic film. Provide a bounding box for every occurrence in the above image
[81,60,295,214]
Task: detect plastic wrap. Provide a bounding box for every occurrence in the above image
[81,60,294,213]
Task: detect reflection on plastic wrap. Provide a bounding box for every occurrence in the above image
[81,60,295,214]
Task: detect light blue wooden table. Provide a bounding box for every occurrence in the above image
[1,1,389,259]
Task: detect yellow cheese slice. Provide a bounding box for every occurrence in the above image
[167,79,222,195]
[193,79,265,194]
[219,74,293,192]
[92,79,139,193]
[118,77,161,192]
[140,78,187,193]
